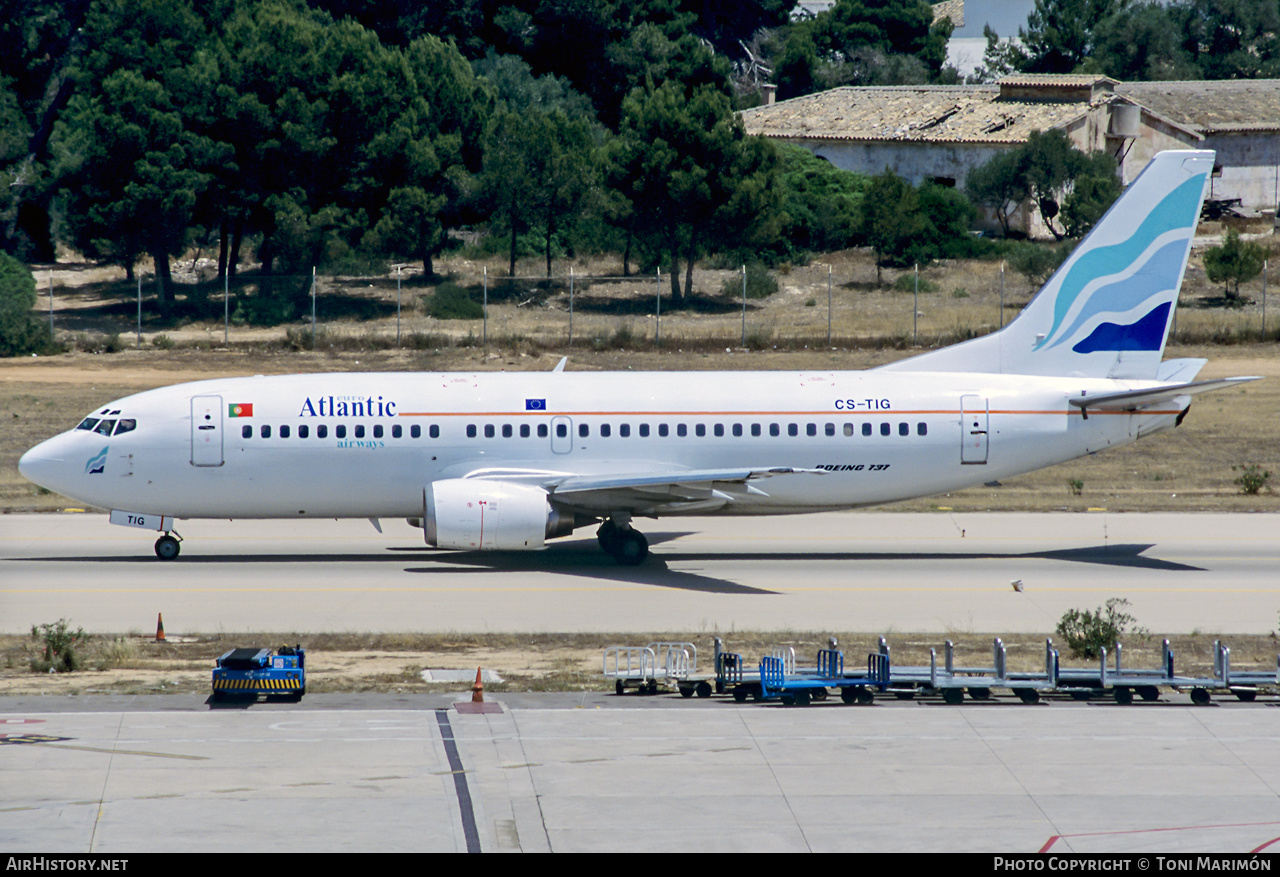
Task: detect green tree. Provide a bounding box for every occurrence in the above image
[777,144,870,254]
[363,36,489,276]
[1204,228,1266,302]
[0,251,48,356]
[480,107,596,277]
[965,150,1028,237]
[1176,0,1280,80]
[609,80,781,304]
[857,170,925,283]
[1084,2,1200,80]
[53,0,228,310]
[1017,0,1128,74]
[857,172,979,278]
[966,132,1118,239]
[1060,151,1122,238]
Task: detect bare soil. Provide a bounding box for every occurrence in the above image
[5,630,1276,698]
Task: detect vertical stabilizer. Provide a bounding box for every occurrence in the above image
[881,150,1213,378]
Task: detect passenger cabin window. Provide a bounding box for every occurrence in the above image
[411,425,421,439]
[317,425,328,439]
[335,425,346,439]
[242,425,252,439]
[280,425,290,439]
[300,425,310,439]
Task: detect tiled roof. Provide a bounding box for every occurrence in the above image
[1117,80,1280,132]
[932,0,964,27]
[740,85,1096,144]
[740,78,1280,144]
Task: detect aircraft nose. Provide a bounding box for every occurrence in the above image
[18,439,67,491]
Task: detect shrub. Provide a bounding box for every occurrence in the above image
[232,295,300,326]
[892,274,937,293]
[720,263,778,300]
[1233,464,1272,495]
[30,618,85,673]
[425,282,484,319]
[1204,229,1265,302]
[0,252,51,357]
[1056,598,1146,659]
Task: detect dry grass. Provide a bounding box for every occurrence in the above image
[3,629,1275,697]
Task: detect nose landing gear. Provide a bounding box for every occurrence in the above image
[154,532,182,560]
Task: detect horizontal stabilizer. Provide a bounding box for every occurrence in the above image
[1070,376,1260,413]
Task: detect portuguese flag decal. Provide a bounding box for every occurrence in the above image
[228,403,254,417]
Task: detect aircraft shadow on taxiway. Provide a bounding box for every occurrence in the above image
[18,537,1202,597]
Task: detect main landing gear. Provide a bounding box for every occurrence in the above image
[154,532,182,560]
[597,519,648,565]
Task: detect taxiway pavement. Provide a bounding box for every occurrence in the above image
[4,694,1280,853]
[2,511,1278,634]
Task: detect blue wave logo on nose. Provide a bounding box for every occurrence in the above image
[86,446,108,475]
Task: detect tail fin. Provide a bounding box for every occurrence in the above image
[882,150,1213,379]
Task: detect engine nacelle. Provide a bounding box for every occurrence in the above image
[424,479,576,551]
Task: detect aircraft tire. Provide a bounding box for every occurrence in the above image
[155,535,180,560]
[611,529,648,565]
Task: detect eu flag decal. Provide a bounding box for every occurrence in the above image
[228,403,254,417]
[525,399,546,411]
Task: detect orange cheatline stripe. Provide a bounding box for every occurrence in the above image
[396,409,1181,417]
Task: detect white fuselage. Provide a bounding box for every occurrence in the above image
[19,369,1178,522]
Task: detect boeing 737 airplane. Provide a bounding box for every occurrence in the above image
[19,150,1258,564]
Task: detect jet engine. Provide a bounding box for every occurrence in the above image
[424,479,578,551]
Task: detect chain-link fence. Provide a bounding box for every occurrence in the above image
[36,256,1280,352]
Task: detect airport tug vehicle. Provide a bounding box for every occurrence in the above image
[212,645,306,701]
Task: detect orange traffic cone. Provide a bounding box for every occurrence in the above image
[155,613,166,642]
[471,667,484,703]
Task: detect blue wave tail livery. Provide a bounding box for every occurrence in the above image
[19,151,1258,563]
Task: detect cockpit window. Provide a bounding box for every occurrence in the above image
[114,419,136,435]
[94,419,116,436]
[76,418,101,431]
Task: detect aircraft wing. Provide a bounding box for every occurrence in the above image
[1070,376,1260,413]
[546,467,826,515]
